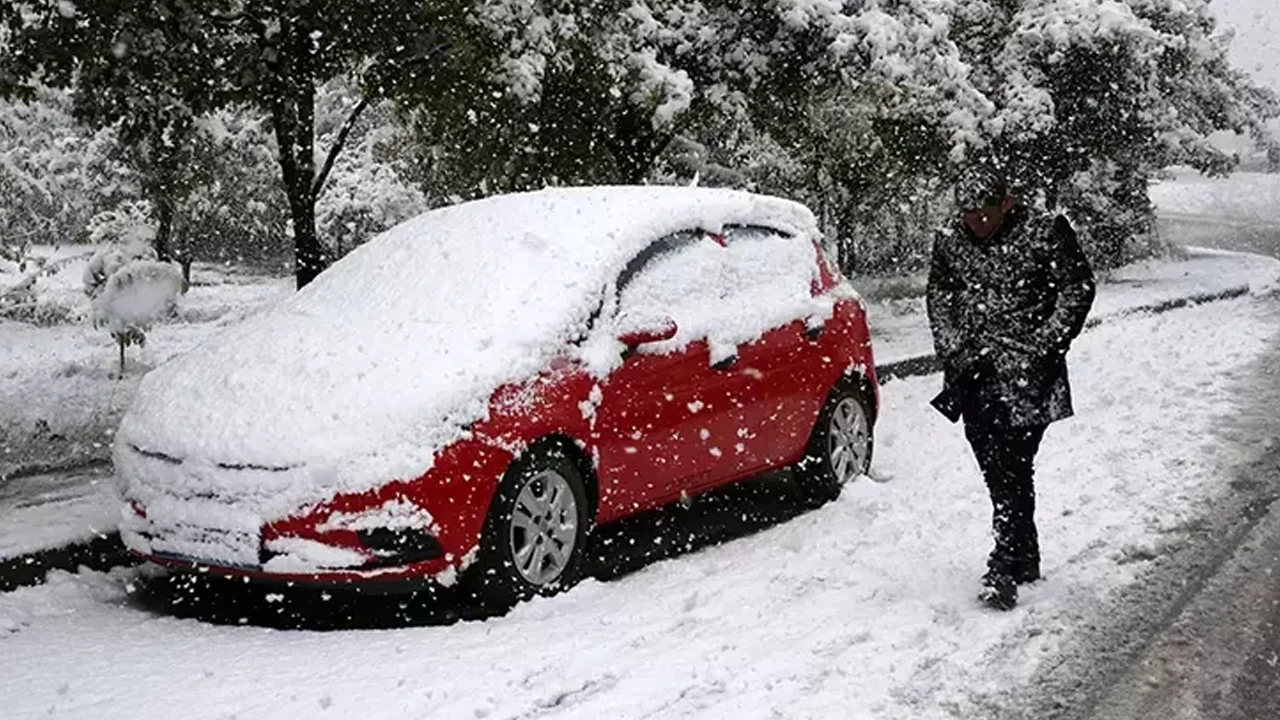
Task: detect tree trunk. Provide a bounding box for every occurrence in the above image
[292,198,325,288]
[271,16,328,290]
[153,196,174,262]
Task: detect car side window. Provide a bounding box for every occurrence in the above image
[612,225,819,357]
[613,230,717,345]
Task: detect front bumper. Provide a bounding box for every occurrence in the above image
[116,436,515,588]
[134,546,464,589]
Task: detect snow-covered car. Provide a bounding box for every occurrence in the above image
[115,186,878,601]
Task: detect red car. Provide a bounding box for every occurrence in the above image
[116,187,877,602]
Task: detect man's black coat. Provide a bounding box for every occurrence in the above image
[926,209,1097,427]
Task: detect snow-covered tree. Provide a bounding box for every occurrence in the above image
[89,258,183,374]
[4,0,454,288]
[175,109,291,271]
[313,79,427,259]
[406,0,986,238]
[949,0,1279,268]
[0,87,130,254]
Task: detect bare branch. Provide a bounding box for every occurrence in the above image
[311,94,371,199]
[310,41,449,198]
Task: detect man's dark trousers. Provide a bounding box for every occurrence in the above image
[964,422,1048,580]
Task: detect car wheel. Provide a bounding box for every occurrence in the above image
[465,444,591,607]
[795,380,875,505]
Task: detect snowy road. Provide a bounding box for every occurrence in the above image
[991,294,1280,720]
[1006,232,1280,720]
[3,288,1278,718]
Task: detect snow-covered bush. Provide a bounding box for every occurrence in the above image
[85,200,156,247]
[0,87,131,250]
[1,247,95,326]
[0,266,38,318]
[83,211,182,372]
[89,259,183,374]
[83,236,157,298]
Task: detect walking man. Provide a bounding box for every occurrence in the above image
[926,168,1097,610]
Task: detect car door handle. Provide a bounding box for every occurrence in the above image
[805,324,825,341]
[711,355,738,371]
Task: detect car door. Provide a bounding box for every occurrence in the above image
[724,319,812,475]
[694,225,831,479]
[588,231,750,518]
[591,338,725,517]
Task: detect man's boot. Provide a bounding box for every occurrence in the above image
[979,570,1017,611]
[1011,558,1041,585]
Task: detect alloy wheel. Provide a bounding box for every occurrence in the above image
[826,396,871,485]
[508,469,580,587]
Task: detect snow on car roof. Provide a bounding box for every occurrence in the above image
[116,186,819,520]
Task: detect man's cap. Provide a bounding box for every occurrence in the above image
[954,166,1008,210]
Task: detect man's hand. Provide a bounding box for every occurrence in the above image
[974,328,1046,359]
[953,348,994,386]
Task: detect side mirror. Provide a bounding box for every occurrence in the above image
[619,319,678,350]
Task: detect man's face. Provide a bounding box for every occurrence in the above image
[962,195,1015,239]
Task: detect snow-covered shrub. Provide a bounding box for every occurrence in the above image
[1060,161,1167,269]
[0,87,132,249]
[83,237,157,298]
[85,200,157,248]
[0,269,82,326]
[0,267,38,317]
[82,211,181,370]
[0,247,92,326]
[89,260,183,373]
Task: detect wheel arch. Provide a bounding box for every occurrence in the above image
[518,433,600,527]
[835,368,879,425]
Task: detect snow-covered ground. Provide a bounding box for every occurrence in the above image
[1150,169,1280,259]
[1150,168,1280,224]
[1,283,1277,719]
[0,467,116,559]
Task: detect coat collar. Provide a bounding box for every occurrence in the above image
[958,206,1028,247]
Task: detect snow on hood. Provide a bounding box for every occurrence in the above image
[116,186,817,517]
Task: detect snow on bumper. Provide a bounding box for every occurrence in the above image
[115,437,511,584]
[116,443,309,569]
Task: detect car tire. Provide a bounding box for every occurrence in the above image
[795,380,875,505]
[463,443,591,608]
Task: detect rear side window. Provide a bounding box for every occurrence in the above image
[613,225,821,358]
